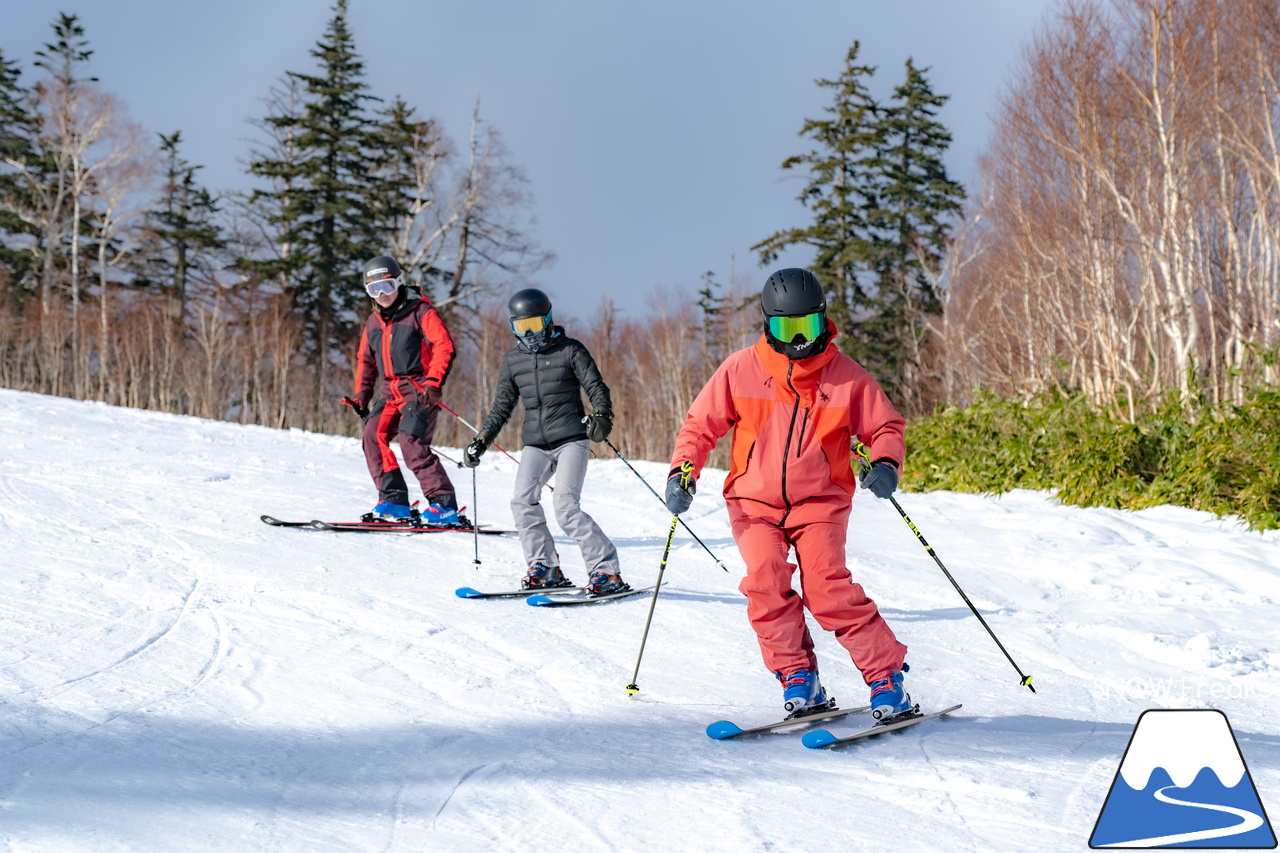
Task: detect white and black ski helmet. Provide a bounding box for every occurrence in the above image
[363,255,402,288]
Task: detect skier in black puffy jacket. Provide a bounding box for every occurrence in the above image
[463,288,625,596]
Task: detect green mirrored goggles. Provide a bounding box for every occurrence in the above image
[768,311,825,343]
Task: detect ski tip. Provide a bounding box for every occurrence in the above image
[455,587,484,599]
[705,721,744,740]
[525,595,554,606]
[801,729,838,750]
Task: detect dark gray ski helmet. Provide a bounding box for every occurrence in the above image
[761,268,826,317]
[761,268,829,360]
[508,288,552,320]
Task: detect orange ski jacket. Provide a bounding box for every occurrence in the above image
[671,330,905,527]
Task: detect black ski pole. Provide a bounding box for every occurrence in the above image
[626,462,692,695]
[603,437,728,573]
[471,466,481,566]
[853,442,1036,694]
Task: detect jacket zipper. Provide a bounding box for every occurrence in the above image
[779,362,800,524]
[796,408,811,459]
[378,314,401,405]
[531,349,547,446]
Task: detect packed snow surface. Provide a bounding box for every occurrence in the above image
[0,388,1276,851]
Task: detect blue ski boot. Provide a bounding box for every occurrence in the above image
[423,502,460,526]
[423,493,460,526]
[371,501,413,521]
[778,669,829,715]
[521,563,574,590]
[586,571,630,596]
[869,665,916,722]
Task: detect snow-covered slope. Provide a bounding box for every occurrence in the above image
[0,388,1276,852]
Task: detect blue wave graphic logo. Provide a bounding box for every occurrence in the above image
[1091,710,1276,848]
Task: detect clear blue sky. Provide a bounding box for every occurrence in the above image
[5,1,1048,319]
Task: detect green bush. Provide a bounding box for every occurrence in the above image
[903,386,1280,531]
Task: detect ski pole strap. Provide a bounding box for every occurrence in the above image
[851,440,872,474]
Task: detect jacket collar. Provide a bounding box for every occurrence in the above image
[753,321,839,404]
[376,285,424,321]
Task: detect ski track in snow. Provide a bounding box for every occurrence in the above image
[0,388,1277,851]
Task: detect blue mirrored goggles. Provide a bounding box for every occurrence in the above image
[768,311,825,343]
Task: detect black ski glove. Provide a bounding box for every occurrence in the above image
[419,383,442,407]
[463,431,492,469]
[859,460,899,499]
[664,465,696,515]
[584,410,613,442]
[340,396,369,420]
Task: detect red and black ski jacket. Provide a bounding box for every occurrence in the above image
[353,287,455,409]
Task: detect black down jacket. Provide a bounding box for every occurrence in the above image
[479,329,611,450]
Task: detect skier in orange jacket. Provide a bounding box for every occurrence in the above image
[666,268,914,721]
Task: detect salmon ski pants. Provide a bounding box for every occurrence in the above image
[362,399,454,504]
[730,514,907,686]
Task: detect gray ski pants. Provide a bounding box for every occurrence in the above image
[511,439,620,576]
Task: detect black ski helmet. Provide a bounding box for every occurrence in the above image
[761,268,829,360]
[507,287,552,320]
[363,255,402,289]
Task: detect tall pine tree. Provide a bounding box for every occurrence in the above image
[859,59,965,406]
[0,49,39,293]
[245,0,387,412]
[135,130,225,323]
[754,45,963,411]
[752,42,882,347]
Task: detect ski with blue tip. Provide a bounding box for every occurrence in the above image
[706,704,872,740]
[801,704,962,749]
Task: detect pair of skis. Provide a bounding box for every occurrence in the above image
[261,515,514,535]
[707,703,962,749]
[455,584,652,607]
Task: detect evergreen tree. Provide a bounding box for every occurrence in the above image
[859,59,965,403]
[753,45,964,410]
[0,49,39,293]
[752,42,882,346]
[244,0,387,409]
[369,95,438,293]
[33,12,97,313]
[135,130,225,322]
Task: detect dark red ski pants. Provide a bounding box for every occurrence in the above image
[362,399,453,504]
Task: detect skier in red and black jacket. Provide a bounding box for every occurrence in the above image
[345,255,459,524]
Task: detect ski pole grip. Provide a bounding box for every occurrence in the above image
[851,441,872,474]
[678,460,693,492]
